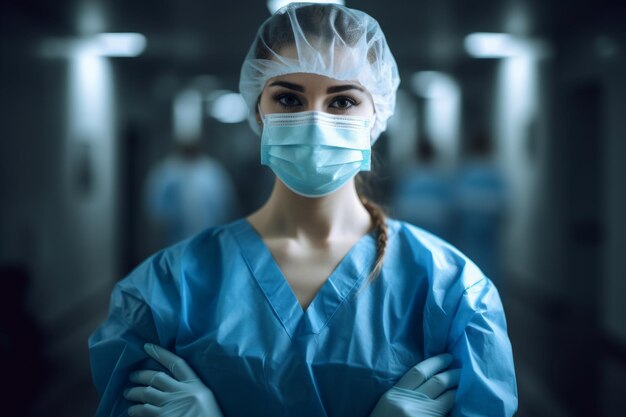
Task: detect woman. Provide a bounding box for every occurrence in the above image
[89,3,518,416]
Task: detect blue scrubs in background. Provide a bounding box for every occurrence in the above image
[89,218,518,417]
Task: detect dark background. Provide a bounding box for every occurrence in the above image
[1,1,625,416]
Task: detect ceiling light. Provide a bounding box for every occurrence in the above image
[410,71,458,100]
[464,33,525,58]
[39,33,147,58]
[93,33,147,57]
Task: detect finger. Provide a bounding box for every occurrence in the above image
[129,370,178,392]
[124,386,167,406]
[144,343,198,381]
[128,403,161,417]
[435,389,457,412]
[416,368,461,399]
[394,353,453,390]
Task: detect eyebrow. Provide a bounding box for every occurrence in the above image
[269,81,305,92]
[268,81,364,94]
[326,84,365,94]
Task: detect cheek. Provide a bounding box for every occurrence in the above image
[256,93,274,122]
[352,100,375,119]
[258,92,279,115]
[363,97,376,117]
[362,103,376,118]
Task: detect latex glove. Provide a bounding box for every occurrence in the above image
[124,343,224,417]
[369,353,460,417]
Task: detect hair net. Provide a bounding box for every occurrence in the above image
[239,2,400,143]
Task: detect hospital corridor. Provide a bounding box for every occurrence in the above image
[1,1,625,416]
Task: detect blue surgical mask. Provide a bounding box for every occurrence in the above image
[259,110,374,198]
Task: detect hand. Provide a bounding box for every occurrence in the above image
[124,343,224,417]
[369,353,460,417]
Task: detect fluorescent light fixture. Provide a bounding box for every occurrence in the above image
[410,71,459,100]
[209,91,248,124]
[40,33,147,58]
[267,0,344,14]
[464,33,525,58]
[93,33,147,57]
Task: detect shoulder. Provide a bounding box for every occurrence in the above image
[388,218,456,253]
[116,220,241,303]
[387,219,504,347]
[95,221,244,344]
[386,218,486,292]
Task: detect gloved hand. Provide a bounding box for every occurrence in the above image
[369,353,460,417]
[124,343,224,417]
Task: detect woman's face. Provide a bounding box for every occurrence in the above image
[257,72,375,123]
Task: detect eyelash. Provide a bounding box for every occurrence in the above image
[272,93,360,111]
[330,96,359,110]
[273,93,302,108]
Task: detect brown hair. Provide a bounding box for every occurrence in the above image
[356,162,388,285]
[360,196,388,284]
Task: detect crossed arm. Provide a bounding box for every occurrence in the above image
[123,343,459,417]
[90,271,516,416]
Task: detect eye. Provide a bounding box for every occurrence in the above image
[329,96,358,110]
[273,93,302,108]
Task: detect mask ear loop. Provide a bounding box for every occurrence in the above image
[257,103,265,127]
[256,105,265,162]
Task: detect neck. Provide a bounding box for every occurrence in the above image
[248,178,372,242]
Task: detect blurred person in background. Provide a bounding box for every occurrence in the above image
[391,136,454,242]
[144,138,240,245]
[89,3,517,417]
[454,130,507,287]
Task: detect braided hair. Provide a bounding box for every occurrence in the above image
[356,165,388,285]
[360,196,388,284]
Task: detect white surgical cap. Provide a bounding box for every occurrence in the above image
[239,2,400,143]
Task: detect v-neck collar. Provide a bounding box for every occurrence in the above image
[229,218,377,338]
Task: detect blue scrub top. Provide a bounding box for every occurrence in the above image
[89,218,518,417]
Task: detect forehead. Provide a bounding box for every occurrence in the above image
[266,72,362,89]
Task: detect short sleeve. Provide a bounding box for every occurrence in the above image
[88,284,162,417]
[448,277,518,417]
